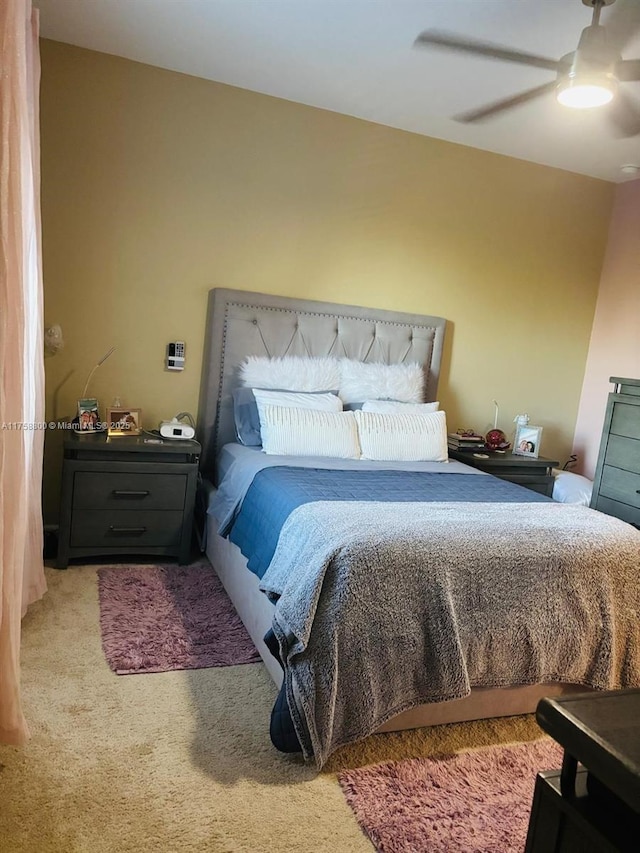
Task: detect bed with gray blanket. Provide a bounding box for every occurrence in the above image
[197,288,640,768]
[211,447,640,767]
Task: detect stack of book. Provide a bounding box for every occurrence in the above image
[447,433,486,452]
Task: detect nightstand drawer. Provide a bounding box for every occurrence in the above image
[70,510,183,548]
[72,472,187,511]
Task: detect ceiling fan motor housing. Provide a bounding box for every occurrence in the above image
[557,24,619,99]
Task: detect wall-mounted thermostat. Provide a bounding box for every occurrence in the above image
[166,341,185,371]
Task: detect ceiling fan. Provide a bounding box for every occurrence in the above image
[414,0,640,135]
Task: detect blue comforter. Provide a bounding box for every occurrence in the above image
[228,466,550,579]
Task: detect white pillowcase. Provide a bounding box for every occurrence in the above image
[362,400,439,414]
[252,389,342,427]
[354,410,448,462]
[240,356,341,392]
[339,361,424,404]
[552,470,593,506]
[259,405,361,458]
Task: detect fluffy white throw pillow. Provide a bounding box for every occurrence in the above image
[239,355,427,406]
[355,410,448,462]
[240,356,341,392]
[259,405,361,458]
[362,400,439,414]
[339,361,424,404]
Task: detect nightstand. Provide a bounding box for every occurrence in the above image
[56,433,200,568]
[525,689,639,852]
[448,449,559,496]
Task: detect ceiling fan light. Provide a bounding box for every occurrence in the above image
[556,78,616,109]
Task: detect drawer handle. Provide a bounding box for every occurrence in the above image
[108,525,147,534]
[112,490,150,498]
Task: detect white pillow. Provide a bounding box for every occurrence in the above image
[252,390,343,435]
[552,470,593,506]
[240,356,341,392]
[339,360,424,404]
[362,400,439,414]
[259,405,361,458]
[354,410,448,462]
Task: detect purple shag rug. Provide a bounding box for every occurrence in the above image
[97,560,261,674]
[339,738,563,853]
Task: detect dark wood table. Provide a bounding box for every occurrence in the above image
[525,688,640,852]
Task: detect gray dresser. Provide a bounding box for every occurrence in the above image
[56,433,200,567]
[590,377,640,529]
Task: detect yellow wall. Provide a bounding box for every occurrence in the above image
[40,40,614,520]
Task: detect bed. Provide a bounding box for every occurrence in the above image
[197,287,640,768]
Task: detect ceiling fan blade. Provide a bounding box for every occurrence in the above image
[607,86,640,137]
[414,30,559,71]
[616,58,640,81]
[454,81,558,123]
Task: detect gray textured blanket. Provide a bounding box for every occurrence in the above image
[259,500,640,768]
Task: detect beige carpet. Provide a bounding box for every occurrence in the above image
[0,565,546,853]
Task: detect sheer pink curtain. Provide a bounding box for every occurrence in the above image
[0,0,47,745]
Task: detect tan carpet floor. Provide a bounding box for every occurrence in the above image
[0,565,546,853]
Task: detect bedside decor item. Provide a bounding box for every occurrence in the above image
[107,407,142,436]
[77,397,100,432]
[447,430,486,451]
[485,428,509,450]
[514,424,543,458]
[72,346,116,433]
[485,399,510,450]
[97,560,260,674]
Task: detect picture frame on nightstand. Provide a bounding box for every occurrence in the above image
[513,424,543,458]
[107,407,142,437]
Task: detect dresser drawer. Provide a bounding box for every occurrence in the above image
[70,510,183,548]
[610,402,640,441]
[604,434,640,476]
[594,496,640,528]
[598,465,640,510]
[72,472,186,511]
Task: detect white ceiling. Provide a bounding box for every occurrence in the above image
[35,0,640,183]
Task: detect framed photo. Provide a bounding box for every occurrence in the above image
[107,407,142,437]
[77,397,101,432]
[513,424,543,458]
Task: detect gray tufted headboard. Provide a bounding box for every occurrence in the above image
[196,288,447,477]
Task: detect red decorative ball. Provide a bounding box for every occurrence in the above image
[485,429,507,450]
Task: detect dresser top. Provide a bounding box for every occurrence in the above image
[610,377,640,385]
